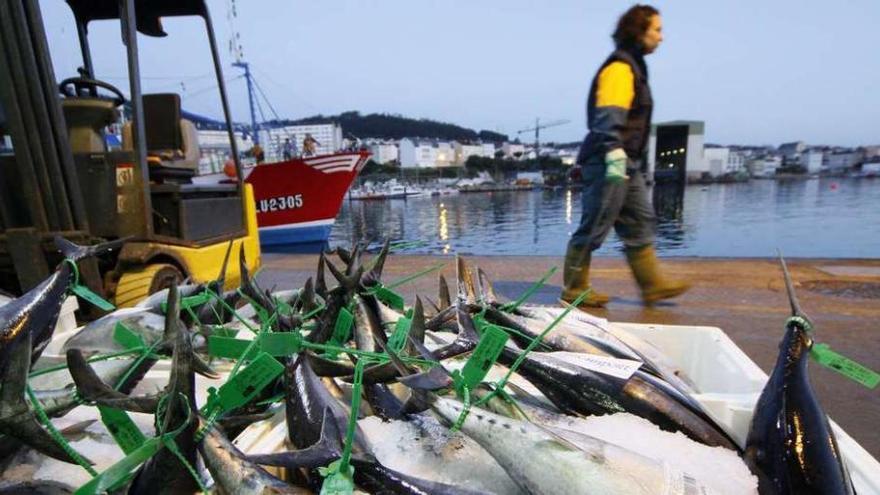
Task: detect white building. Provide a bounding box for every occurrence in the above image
[824,151,863,172]
[434,141,455,168]
[801,150,824,174]
[647,120,706,182]
[778,141,806,163]
[454,142,485,165]
[258,123,343,161]
[481,142,497,158]
[369,141,399,164]
[703,147,729,178]
[399,138,437,168]
[748,156,782,178]
[727,150,746,174]
[502,142,526,159]
[196,129,254,174]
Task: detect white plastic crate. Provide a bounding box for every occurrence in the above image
[614,322,880,495]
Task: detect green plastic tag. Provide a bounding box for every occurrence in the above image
[811,343,880,389]
[74,435,164,494]
[259,332,302,356]
[180,292,212,309]
[113,322,145,350]
[374,286,405,311]
[457,326,509,392]
[71,283,115,311]
[98,405,147,454]
[211,326,239,339]
[319,460,355,495]
[208,352,284,414]
[208,336,256,360]
[388,317,412,353]
[331,308,354,344]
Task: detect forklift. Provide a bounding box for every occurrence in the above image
[0,0,261,308]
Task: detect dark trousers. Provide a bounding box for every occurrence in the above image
[568,161,656,252]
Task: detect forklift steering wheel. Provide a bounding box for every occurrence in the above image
[58,77,126,106]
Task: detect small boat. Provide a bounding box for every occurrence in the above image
[245,150,370,250]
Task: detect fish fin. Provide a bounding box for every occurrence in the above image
[307,352,355,377]
[345,242,363,277]
[398,367,454,391]
[247,407,342,468]
[455,305,481,343]
[300,277,318,314]
[363,239,391,286]
[54,236,126,262]
[216,412,274,431]
[477,267,499,305]
[0,334,89,464]
[213,240,234,291]
[332,246,353,266]
[191,352,220,379]
[408,297,427,346]
[66,348,160,413]
[438,274,451,309]
[423,296,442,316]
[315,252,328,297]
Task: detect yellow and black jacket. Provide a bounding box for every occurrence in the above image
[576,47,653,170]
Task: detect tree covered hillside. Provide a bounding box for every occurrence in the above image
[265,111,508,143]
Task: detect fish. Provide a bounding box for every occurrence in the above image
[428,395,719,495]
[129,285,204,495]
[198,421,308,495]
[0,237,123,369]
[60,307,166,357]
[743,256,855,495]
[65,349,160,413]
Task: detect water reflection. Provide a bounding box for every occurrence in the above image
[330,178,880,257]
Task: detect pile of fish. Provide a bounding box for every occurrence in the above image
[0,237,857,494]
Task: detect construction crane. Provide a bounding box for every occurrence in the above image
[517,118,570,159]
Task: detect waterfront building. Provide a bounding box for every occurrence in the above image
[196,128,254,174]
[862,145,880,160]
[647,120,706,183]
[435,141,455,167]
[454,142,485,165]
[727,150,746,174]
[369,141,399,164]
[824,150,863,173]
[778,141,806,164]
[481,142,497,158]
[703,146,729,178]
[748,156,782,178]
[399,138,436,168]
[502,142,526,159]
[801,150,824,174]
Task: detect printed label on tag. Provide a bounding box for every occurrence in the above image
[208,336,254,359]
[374,286,405,311]
[212,352,284,413]
[388,317,412,353]
[811,343,880,389]
[71,284,116,311]
[98,406,147,454]
[331,307,354,344]
[259,332,302,356]
[114,323,145,350]
[459,326,509,390]
[551,351,643,380]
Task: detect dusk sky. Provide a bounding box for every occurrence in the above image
[44,1,879,146]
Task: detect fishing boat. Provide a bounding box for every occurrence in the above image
[245,150,370,250]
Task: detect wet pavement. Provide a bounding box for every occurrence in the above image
[258,253,880,459]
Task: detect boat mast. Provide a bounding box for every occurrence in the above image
[232,61,259,145]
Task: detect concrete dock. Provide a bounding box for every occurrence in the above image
[258,253,880,459]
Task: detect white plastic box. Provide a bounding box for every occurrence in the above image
[615,322,880,495]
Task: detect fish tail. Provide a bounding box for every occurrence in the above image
[54,236,126,262]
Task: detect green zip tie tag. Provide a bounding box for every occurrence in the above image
[388,317,412,353]
[208,336,256,360]
[373,286,405,311]
[74,435,164,494]
[207,352,284,414]
[456,326,509,393]
[319,460,355,495]
[259,332,302,356]
[811,343,880,389]
[332,308,354,344]
[211,326,239,339]
[71,283,115,312]
[180,292,212,309]
[113,322,145,350]
[98,405,147,454]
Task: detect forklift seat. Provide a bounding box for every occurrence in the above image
[122,93,200,181]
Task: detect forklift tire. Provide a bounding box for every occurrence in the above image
[114,263,184,308]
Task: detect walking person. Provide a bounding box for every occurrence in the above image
[302,133,320,157]
[562,4,689,308]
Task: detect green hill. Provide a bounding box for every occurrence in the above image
[265,111,508,143]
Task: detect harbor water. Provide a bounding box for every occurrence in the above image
[330,177,880,258]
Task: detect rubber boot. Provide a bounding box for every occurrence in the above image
[625,244,691,305]
[560,244,610,308]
